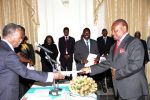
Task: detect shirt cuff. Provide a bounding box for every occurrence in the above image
[46,73,53,82]
[89,66,92,73]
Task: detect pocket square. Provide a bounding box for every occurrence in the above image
[120,48,125,53]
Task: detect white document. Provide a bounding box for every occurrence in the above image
[99,56,106,63]
[27,63,35,70]
[85,53,97,67]
[60,71,81,76]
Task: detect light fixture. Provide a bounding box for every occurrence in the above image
[61,0,69,7]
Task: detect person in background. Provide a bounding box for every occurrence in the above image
[40,35,58,72]
[58,27,75,80]
[0,23,64,100]
[81,19,149,100]
[74,27,100,70]
[134,31,149,64]
[96,28,115,93]
[22,36,35,65]
[14,26,36,99]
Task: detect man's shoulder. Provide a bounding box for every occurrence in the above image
[141,39,146,44]
[76,39,82,43]
[75,39,84,45]
[97,36,103,40]
[90,39,97,43]
[59,36,64,40]
[69,36,75,41]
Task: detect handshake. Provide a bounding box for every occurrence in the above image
[53,66,117,80]
[52,70,83,80]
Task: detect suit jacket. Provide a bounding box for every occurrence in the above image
[97,36,115,56]
[0,40,48,100]
[90,34,149,99]
[148,37,150,50]
[74,39,100,70]
[58,36,75,62]
[27,43,35,65]
[140,39,149,64]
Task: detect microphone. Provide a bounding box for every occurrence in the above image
[35,43,53,53]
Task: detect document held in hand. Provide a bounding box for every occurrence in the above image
[60,71,81,76]
[85,53,97,67]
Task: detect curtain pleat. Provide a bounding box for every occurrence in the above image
[0,0,40,70]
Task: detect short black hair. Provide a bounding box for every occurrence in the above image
[2,23,21,37]
[83,27,90,34]
[111,19,128,31]
[63,27,69,32]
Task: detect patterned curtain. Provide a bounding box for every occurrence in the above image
[93,0,104,25]
[0,0,40,70]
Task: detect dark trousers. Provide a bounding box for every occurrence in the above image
[92,69,113,88]
[41,60,53,72]
[60,59,73,71]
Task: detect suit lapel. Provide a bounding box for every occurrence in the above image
[81,39,89,53]
[113,34,131,60]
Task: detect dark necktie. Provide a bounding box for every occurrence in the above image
[86,41,89,53]
[65,37,68,54]
[104,37,107,44]
[114,40,120,55]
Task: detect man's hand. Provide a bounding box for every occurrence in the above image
[111,68,116,79]
[64,54,70,59]
[80,67,91,74]
[29,60,33,66]
[53,72,65,80]
[94,58,99,64]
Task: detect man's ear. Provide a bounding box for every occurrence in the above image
[123,26,127,31]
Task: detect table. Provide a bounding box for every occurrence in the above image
[21,83,97,100]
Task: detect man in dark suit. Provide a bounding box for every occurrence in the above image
[97,28,115,57]
[58,27,75,79]
[0,23,64,100]
[74,28,100,71]
[134,31,149,64]
[81,19,149,100]
[97,28,115,92]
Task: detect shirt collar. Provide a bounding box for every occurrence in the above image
[83,38,90,43]
[64,36,69,40]
[103,36,107,39]
[2,39,14,51]
[119,32,128,43]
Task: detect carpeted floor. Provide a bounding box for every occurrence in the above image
[96,85,150,100]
